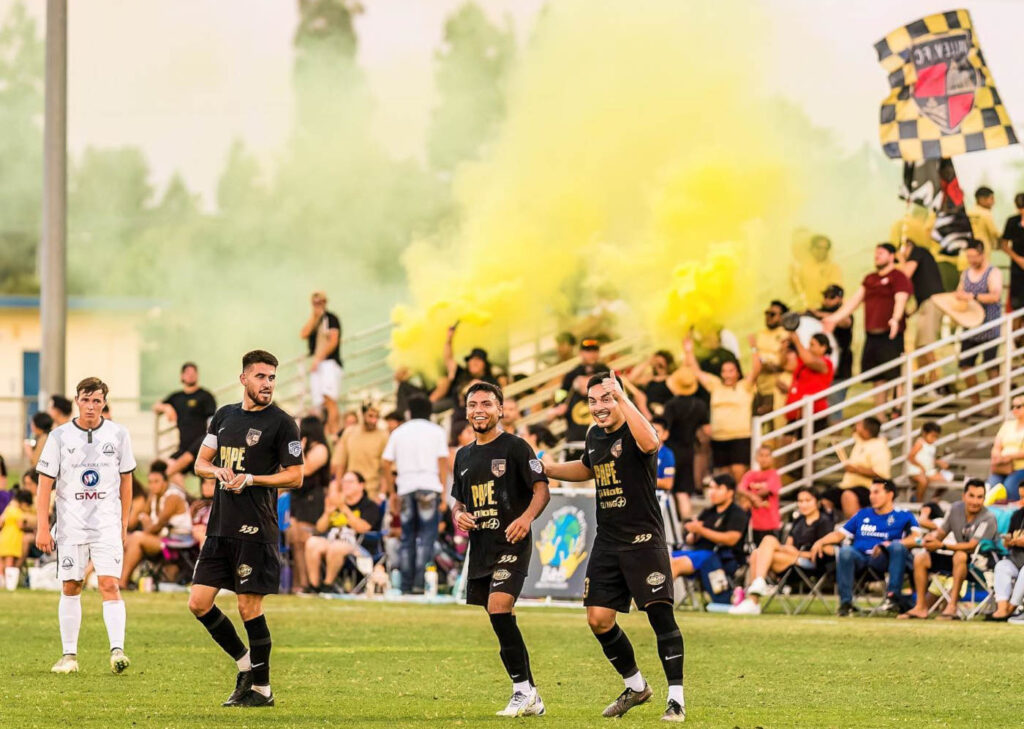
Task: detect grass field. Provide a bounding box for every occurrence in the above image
[0,590,1020,728]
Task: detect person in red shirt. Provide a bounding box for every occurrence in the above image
[785,331,834,433]
[823,243,911,416]
[737,446,782,545]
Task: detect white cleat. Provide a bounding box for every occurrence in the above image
[51,654,79,674]
[497,687,539,717]
[522,690,545,717]
[110,648,130,675]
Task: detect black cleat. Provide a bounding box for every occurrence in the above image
[222,671,253,706]
[837,602,857,617]
[234,689,275,708]
[602,683,653,717]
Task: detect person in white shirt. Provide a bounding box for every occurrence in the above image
[381,396,449,594]
[35,377,137,675]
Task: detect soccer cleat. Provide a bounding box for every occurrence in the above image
[602,683,653,718]
[51,654,79,674]
[109,648,130,675]
[661,699,686,722]
[234,689,275,707]
[496,688,538,717]
[222,671,254,706]
[728,598,761,615]
[522,690,546,717]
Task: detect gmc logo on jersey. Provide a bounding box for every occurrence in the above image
[75,492,106,501]
[238,525,260,535]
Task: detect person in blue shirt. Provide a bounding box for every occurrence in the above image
[652,418,676,493]
[811,478,917,616]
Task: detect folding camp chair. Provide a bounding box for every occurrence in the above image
[926,546,998,620]
[760,560,834,615]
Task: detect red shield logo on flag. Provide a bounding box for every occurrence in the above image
[911,32,978,133]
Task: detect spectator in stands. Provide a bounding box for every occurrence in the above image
[990,504,1024,621]
[152,362,217,484]
[900,479,996,620]
[48,394,71,427]
[827,416,891,518]
[754,300,792,415]
[917,501,945,532]
[783,332,834,433]
[628,350,676,417]
[288,416,332,592]
[671,474,749,605]
[190,477,216,548]
[22,412,53,468]
[737,446,781,544]
[300,291,343,435]
[823,243,911,417]
[988,395,1024,502]
[730,486,835,615]
[384,410,404,433]
[957,240,1003,409]
[898,239,944,386]
[500,397,525,437]
[810,285,853,422]
[304,471,381,594]
[792,234,843,311]
[689,327,740,380]
[812,478,917,616]
[651,418,676,492]
[126,476,148,532]
[548,338,604,455]
[119,460,191,588]
[907,422,950,502]
[968,186,1000,254]
[0,452,7,495]
[684,336,761,481]
[432,323,497,410]
[382,396,449,594]
[1000,193,1024,313]
[554,331,577,364]
[333,403,388,500]
[660,371,709,519]
[1,489,34,588]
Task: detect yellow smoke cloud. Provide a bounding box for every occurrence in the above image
[391,0,805,373]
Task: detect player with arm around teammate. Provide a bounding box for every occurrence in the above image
[186,350,304,708]
[451,382,551,718]
[545,372,687,722]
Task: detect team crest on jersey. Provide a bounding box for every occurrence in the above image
[288,440,302,458]
[611,439,623,458]
[646,571,666,586]
[81,470,100,487]
[245,429,262,446]
[491,459,506,478]
[237,564,253,578]
[493,569,512,581]
[102,442,116,457]
[529,459,543,474]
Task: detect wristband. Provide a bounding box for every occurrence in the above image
[244,473,254,487]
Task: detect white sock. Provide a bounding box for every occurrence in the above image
[102,600,127,651]
[59,594,82,655]
[668,685,685,706]
[624,671,646,692]
[251,684,271,697]
[513,680,531,694]
[237,650,251,672]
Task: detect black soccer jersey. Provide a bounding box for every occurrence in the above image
[205,403,303,544]
[452,432,548,579]
[582,422,666,551]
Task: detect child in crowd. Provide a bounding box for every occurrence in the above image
[907,422,951,501]
[0,490,35,590]
[652,418,677,492]
[737,446,782,544]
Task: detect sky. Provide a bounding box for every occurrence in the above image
[5,0,1024,207]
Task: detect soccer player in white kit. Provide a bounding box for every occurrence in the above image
[35,377,137,674]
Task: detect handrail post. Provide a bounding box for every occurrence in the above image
[801,398,813,487]
[1001,314,1013,420]
[902,351,914,475]
[153,412,160,459]
[751,413,762,471]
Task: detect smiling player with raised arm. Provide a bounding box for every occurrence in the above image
[451,382,551,718]
[545,372,686,722]
[187,350,304,708]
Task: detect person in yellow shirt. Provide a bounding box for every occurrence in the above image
[989,397,1024,502]
[792,235,843,310]
[332,404,389,499]
[1,490,36,590]
[968,186,1000,256]
[827,417,891,519]
[754,301,792,415]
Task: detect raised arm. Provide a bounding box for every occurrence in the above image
[682,337,716,390]
[789,331,827,373]
[822,286,864,332]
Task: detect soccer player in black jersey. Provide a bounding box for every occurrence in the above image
[545,372,686,722]
[451,382,551,718]
[187,350,304,708]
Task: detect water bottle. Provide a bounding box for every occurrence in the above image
[425,564,438,598]
[279,561,293,595]
[390,568,402,594]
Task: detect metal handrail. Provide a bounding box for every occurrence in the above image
[752,307,1024,516]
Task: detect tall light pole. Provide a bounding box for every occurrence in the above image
[40,0,67,409]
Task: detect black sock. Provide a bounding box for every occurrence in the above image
[646,603,684,686]
[243,615,272,686]
[489,613,530,686]
[515,616,535,685]
[594,623,639,680]
[196,606,247,663]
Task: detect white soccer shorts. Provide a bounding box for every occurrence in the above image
[57,540,124,581]
[310,359,342,405]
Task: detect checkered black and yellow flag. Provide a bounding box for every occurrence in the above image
[875,9,1017,161]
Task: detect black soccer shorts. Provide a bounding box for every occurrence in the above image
[465,567,527,607]
[192,536,281,595]
[583,545,674,613]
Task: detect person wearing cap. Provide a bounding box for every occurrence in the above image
[432,323,499,434]
[823,243,911,416]
[660,373,710,519]
[791,234,843,311]
[299,291,343,435]
[548,339,604,457]
[627,350,676,418]
[754,301,792,416]
[897,237,944,385]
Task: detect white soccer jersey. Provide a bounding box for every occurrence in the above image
[37,418,137,545]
